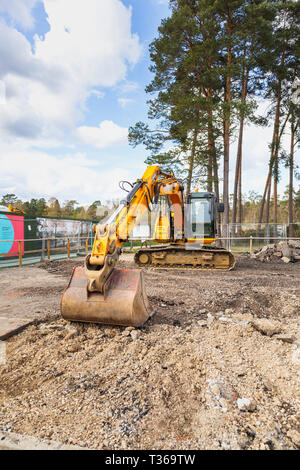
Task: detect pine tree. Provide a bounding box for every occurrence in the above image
[129,0,225,201]
[86,200,101,220]
[63,200,79,218]
[0,194,18,206]
[287,100,300,235]
[231,0,276,227]
[259,0,300,226]
[46,198,62,217]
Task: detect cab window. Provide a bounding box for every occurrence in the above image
[190,198,212,236]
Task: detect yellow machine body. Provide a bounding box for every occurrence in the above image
[61,165,235,327]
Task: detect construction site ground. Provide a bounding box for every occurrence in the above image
[0,253,299,450]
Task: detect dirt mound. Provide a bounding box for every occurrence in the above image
[251,241,300,263]
[0,255,299,450]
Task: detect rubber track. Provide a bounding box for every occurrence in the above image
[134,245,236,271]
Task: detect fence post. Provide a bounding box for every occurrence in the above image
[67,238,70,259]
[227,224,230,251]
[284,223,287,240]
[47,239,50,260]
[86,238,88,256]
[41,238,45,261]
[18,241,22,267]
[249,235,253,254]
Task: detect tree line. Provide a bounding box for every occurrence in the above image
[1,187,299,227]
[0,194,106,220]
[129,0,300,235]
[231,186,300,225]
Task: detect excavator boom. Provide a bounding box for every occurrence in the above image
[61,166,182,326]
[61,165,234,326]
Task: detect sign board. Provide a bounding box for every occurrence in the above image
[0,214,24,257]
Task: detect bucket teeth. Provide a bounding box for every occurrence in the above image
[61,267,152,327]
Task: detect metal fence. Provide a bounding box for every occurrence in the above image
[0,212,95,268]
[0,236,93,268]
[1,225,300,268]
[229,222,300,237]
[227,223,300,252]
[224,236,300,253]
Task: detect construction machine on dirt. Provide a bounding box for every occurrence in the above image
[61,165,235,327]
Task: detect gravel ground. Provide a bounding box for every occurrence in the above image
[0,254,299,450]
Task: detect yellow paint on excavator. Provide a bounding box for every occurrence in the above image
[61,165,235,327]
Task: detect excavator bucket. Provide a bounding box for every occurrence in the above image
[61,267,152,327]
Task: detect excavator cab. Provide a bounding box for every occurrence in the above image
[186,192,218,243]
[153,192,220,244]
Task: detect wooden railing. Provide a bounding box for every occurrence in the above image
[0,237,92,267]
[1,236,300,267]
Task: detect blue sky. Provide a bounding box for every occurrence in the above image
[0,0,296,206]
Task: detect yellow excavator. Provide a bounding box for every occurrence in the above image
[61,165,235,327]
[8,204,26,215]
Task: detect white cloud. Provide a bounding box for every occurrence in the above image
[0,0,141,203]
[0,0,142,142]
[34,0,141,88]
[118,97,134,108]
[0,0,143,202]
[117,80,139,94]
[0,144,132,203]
[88,89,105,100]
[0,79,5,104]
[0,0,39,29]
[76,120,128,148]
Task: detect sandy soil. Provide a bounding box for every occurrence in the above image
[0,254,299,450]
[0,265,66,321]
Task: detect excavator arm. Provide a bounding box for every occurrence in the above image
[61,165,184,327]
[84,165,183,294]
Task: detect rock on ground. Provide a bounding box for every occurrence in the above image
[0,255,299,450]
[251,240,300,263]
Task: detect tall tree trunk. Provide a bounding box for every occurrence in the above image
[211,126,220,238]
[289,112,295,237]
[259,95,281,224]
[232,40,252,226]
[232,116,244,224]
[273,81,282,227]
[273,52,286,225]
[273,160,278,226]
[185,126,198,202]
[260,50,287,227]
[207,152,213,192]
[206,92,220,238]
[234,117,244,237]
[265,175,272,225]
[222,33,232,242]
[259,167,272,224]
[223,122,230,239]
[237,154,242,226]
[212,144,219,202]
[207,101,214,193]
[211,145,221,242]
